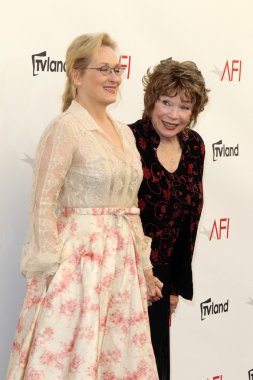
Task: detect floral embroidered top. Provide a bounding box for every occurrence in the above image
[129,119,205,300]
[21,101,152,278]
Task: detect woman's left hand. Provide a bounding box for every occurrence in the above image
[170,295,179,314]
[144,268,163,304]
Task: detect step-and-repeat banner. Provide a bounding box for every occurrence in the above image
[1,1,252,379]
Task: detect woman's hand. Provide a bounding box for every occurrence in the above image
[170,295,179,314]
[144,268,163,304]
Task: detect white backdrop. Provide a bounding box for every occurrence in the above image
[1,1,253,379]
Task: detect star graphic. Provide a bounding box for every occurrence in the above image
[199,226,216,240]
[212,65,228,81]
[246,297,253,306]
[21,153,34,168]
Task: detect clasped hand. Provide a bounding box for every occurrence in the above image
[144,268,163,305]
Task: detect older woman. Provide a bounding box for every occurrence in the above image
[129,58,209,380]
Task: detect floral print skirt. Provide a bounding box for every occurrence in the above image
[6,208,158,379]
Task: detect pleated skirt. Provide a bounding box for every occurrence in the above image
[6,207,158,380]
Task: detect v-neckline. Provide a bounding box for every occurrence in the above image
[153,146,183,175]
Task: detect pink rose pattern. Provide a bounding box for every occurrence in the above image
[6,210,158,379]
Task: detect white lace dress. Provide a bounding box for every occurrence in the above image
[6,100,158,380]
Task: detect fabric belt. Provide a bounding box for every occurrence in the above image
[61,207,140,217]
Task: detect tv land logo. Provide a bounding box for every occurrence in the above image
[32,51,66,76]
[212,140,239,161]
[31,51,131,78]
[200,298,229,321]
[249,369,253,379]
[213,59,242,81]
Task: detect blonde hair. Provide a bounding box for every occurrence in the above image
[143,58,209,127]
[62,33,117,112]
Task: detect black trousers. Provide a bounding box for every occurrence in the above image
[148,265,171,380]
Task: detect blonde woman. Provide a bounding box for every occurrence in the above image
[6,33,161,380]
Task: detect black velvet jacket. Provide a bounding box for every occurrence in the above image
[129,119,205,300]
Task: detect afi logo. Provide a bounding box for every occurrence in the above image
[221,59,242,81]
[207,376,223,380]
[119,55,131,79]
[32,51,66,76]
[249,369,253,379]
[209,218,230,240]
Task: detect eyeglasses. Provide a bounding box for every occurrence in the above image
[85,65,125,76]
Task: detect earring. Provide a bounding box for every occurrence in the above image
[182,124,190,140]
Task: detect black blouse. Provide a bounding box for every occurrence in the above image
[129,119,205,300]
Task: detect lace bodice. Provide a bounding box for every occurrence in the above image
[21,101,152,278]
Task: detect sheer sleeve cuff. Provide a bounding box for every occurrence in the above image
[21,240,62,279]
[140,236,153,271]
[127,213,153,271]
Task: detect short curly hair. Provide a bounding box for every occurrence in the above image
[142,58,209,127]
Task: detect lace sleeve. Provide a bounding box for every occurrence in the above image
[128,210,153,271]
[115,121,153,271]
[21,117,74,278]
